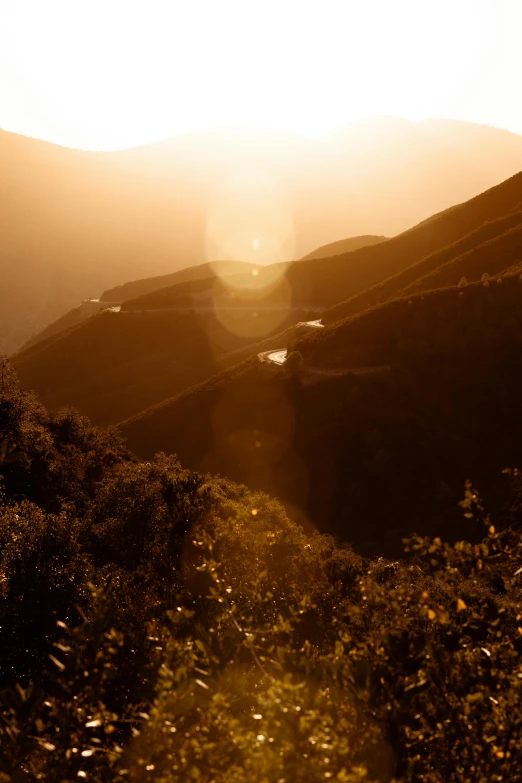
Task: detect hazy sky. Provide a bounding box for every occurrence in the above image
[1,0,521,150]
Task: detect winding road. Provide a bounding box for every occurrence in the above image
[258,349,288,365]
[258,319,325,365]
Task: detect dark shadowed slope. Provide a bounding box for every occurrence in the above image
[12,302,317,424]
[13,171,522,428]
[13,310,224,424]
[322,208,522,324]
[99,260,256,303]
[101,170,522,318]
[121,274,522,555]
[281,170,522,310]
[299,235,388,260]
[19,260,259,352]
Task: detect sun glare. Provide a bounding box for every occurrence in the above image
[0,0,516,150]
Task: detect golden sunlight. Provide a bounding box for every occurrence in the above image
[0,0,519,150]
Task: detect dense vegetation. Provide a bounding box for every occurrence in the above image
[1,360,522,781]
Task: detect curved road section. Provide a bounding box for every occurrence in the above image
[258,349,288,365]
[258,320,324,365]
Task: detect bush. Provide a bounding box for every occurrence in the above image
[2,361,522,781]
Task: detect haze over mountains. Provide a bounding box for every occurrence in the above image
[13,169,522,510]
[85,168,522,553]
[3,117,522,353]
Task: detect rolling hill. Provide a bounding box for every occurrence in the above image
[323,208,522,324]
[3,118,522,353]
[116,169,522,317]
[299,235,388,260]
[121,273,522,555]
[12,304,318,424]
[18,260,258,352]
[98,259,256,303]
[12,170,522,429]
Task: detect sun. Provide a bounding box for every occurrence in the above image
[0,0,508,150]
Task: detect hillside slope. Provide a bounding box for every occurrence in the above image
[323,208,522,323]
[122,275,522,554]
[12,303,317,424]
[280,170,522,310]
[106,170,522,318]
[299,235,388,260]
[13,171,522,428]
[99,259,256,303]
[19,260,258,352]
[3,118,522,352]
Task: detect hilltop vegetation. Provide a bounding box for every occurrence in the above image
[2,361,522,781]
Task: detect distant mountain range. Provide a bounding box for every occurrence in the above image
[3,117,522,352]
[9,164,522,552]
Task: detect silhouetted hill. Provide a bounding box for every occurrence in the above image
[12,304,317,424]
[299,235,388,260]
[4,119,522,352]
[323,208,522,323]
[19,260,259,352]
[119,262,291,312]
[279,170,522,311]
[99,259,256,302]
[122,274,522,554]
[110,170,522,318]
[13,171,522,428]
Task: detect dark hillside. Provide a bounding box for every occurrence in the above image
[100,259,256,302]
[14,173,522,434]
[13,311,223,424]
[13,305,316,424]
[115,171,522,321]
[323,209,522,323]
[299,234,388,260]
[281,170,522,310]
[122,275,522,555]
[119,261,291,312]
[401,221,522,294]
[19,303,95,353]
[3,360,522,780]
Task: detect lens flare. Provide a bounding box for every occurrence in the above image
[206,167,295,265]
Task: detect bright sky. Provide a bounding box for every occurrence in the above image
[0,0,521,150]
